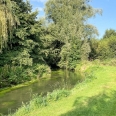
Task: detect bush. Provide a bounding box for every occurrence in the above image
[0,65,32,88]
[0,63,51,88]
[47,89,70,101]
[33,64,51,78]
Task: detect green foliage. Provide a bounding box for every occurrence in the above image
[89,38,99,60]
[0,0,52,88]
[88,29,116,60]
[29,94,47,110]
[97,35,116,60]
[10,0,43,66]
[0,0,46,68]
[0,0,108,89]
[58,40,81,70]
[103,29,116,39]
[12,49,33,66]
[81,40,91,61]
[42,31,63,67]
[98,29,116,60]
[0,0,19,52]
[108,36,116,57]
[0,63,51,88]
[33,64,51,78]
[0,65,29,88]
[47,89,70,101]
[97,39,111,59]
[45,0,101,69]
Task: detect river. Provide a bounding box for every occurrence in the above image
[0,69,82,115]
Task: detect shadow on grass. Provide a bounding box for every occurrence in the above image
[60,91,116,116]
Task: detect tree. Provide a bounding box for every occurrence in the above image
[97,29,116,60]
[45,0,101,69]
[1,0,44,67]
[103,29,116,39]
[97,39,112,59]
[107,36,116,57]
[0,0,18,52]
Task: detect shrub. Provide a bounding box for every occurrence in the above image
[33,64,51,78]
[47,89,70,101]
[0,65,25,87]
[0,63,51,88]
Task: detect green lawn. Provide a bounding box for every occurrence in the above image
[11,63,116,116]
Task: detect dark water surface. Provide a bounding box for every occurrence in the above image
[0,70,82,115]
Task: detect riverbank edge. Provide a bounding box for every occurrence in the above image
[0,60,101,96]
[0,79,38,97]
[0,72,52,97]
[10,60,116,116]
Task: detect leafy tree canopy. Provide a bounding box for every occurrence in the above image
[103,29,116,39]
[45,0,101,69]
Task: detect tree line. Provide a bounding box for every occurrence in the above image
[0,0,116,88]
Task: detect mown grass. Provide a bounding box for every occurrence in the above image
[9,62,116,116]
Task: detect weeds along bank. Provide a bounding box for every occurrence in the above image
[0,64,51,89]
[8,60,116,116]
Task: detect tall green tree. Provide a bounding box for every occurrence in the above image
[45,0,101,69]
[0,0,44,67]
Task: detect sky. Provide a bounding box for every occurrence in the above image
[29,0,116,39]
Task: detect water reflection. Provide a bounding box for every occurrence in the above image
[0,69,82,115]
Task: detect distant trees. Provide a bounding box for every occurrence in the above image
[97,39,111,59]
[103,29,116,39]
[89,29,116,60]
[97,35,116,59]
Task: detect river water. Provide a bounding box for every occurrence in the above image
[0,70,82,115]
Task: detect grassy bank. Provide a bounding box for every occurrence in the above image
[9,61,116,116]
